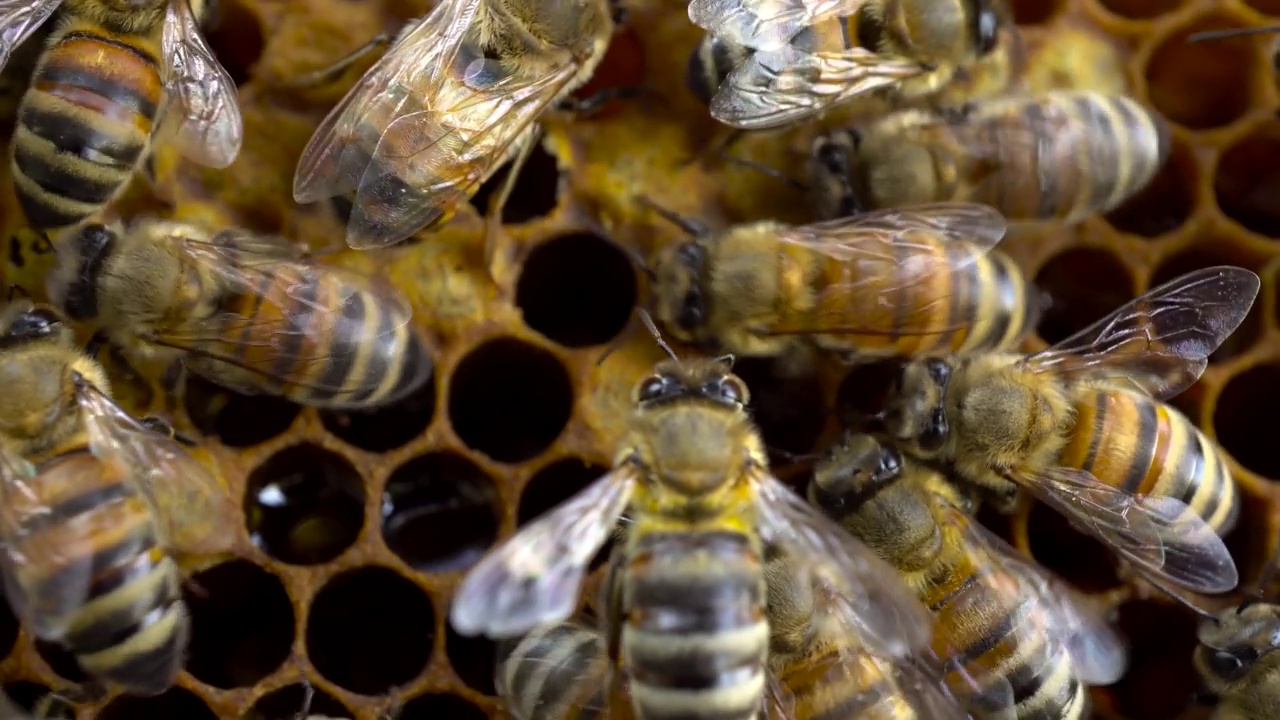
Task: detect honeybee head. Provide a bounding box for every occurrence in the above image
[652,238,713,342]
[882,358,951,453]
[634,360,747,410]
[809,432,902,512]
[970,0,1001,56]
[0,303,72,349]
[1196,602,1280,693]
[49,223,119,323]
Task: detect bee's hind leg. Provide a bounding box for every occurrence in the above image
[555,86,641,116]
[483,130,542,285]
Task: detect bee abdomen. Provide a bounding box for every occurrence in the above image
[498,622,611,720]
[1006,642,1086,720]
[624,532,769,720]
[11,29,160,231]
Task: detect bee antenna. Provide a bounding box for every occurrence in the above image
[635,196,711,237]
[1188,26,1280,42]
[637,309,680,361]
[714,353,735,369]
[6,284,28,303]
[719,153,810,192]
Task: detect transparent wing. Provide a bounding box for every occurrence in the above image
[0,0,58,72]
[75,376,239,557]
[1014,465,1238,594]
[0,444,93,639]
[711,43,921,130]
[752,468,932,660]
[1023,267,1259,400]
[787,202,1008,248]
[688,0,867,52]
[161,0,243,168]
[293,5,478,203]
[450,468,635,638]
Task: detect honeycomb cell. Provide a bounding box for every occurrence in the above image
[1034,247,1136,345]
[1,682,73,718]
[98,687,217,720]
[1026,500,1119,592]
[1110,600,1201,720]
[399,693,488,720]
[1223,482,1270,584]
[0,596,16,660]
[1245,0,1280,14]
[306,566,434,696]
[1215,364,1280,479]
[516,232,638,348]
[468,142,561,224]
[1145,15,1259,130]
[202,0,265,85]
[185,376,301,448]
[1009,0,1065,23]
[1096,0,1185,19]
[319,373,436,453]
[448,337,573,463]
[184,560,295,689]
[446,623,498,695]
[246,683,351,720]
[33,640,87,684]
[518,457,609,525]
[733,357,827,457]
[1104,134,1197,238]
[1215,123,1280,237]
[245,444,366,565]
[382,452,499,571]
[834,359,904,430]
[1151,249,1263,362]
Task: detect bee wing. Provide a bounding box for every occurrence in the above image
[799,201,1008,248]
[75,377,240,557]
[449,467,636,639]
[0,0,58,71]
[0,445,94,640]
[711,43,921,130]
[688,0,867,51]
[752,469,933,660]
[145,234,428,402]
[161,0,243,169]
[1014,465,1237,594]
[1023,267,1259,400]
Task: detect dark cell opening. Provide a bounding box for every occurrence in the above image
[1008,0,1064,23]
[245,444,366,565]
[398,693,488,720]
[1105,135,1196,238]
[834,359,907,430]
[1110,600,1200,719]
[1150,249,1262,363]
[1097,0,1185,18]
[1145,15,1258,130]
[446,623,499,695]
[731,357,826,458]
[1215,124,1280,237]
[467,142,560,224]
[320,371,436,453]
[201,0,265,86]
[1215,364,1280,480]
[184,560,295,689]
[516,233,638,348]
[185,375,301,448]
[306,566,434,695]
[448,337,573,463]
[1034,248,1135,345]
[0,595,16,660]
[382,452,499,571]
[33,640,88,684]
[519,457,609,525]
[1025,500,1119,593]
[245,682,351,720]
[98,687,217,720]
[2,681,74,718]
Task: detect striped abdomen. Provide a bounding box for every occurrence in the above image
[954,91,1168,223]
[622,531,769,720]
[192,259,429,408]
[12,23,161,233]
[806,236,1033,358]
[3,450,187,695]
[774,641,915,720]
[498,621,625,720]
[1059,387,1238,534]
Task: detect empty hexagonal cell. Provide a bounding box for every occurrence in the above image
[1034,248,1135,345]
[382,452,499,571]
[1224,486,1270,586]
[446,622,498,695]
[319,372,436,453]
[834,359,905,430]
[201,0,264,85]
[33,639,87,684]
[98,687,217,720]
[1145,15,1260,130]
[1008,0,1065,23]
[185,375,301,448]
[399,693,487,720]
[1109,600,1201,719]
[1216,123,1280,237]
[732,357,827,458]
[245,444,366,565]
[1151,249,1263,362]
[1105,134,1197,238]
[306,566,434,696]
[1,682,73,719]
[246,683,351,720]
[1096,0,1186,19]
[449,337,573,463]
[184,560,294,689]
[0,596,16,660]
[519,457,609,525]
[1026,500,1119,592]
[1245,0,1280,14]
[1215,364,1280,480]
[468,142,560,223]
[516,232,638,348]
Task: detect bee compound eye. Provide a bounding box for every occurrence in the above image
[976,8,999,55]
[638,375,669,401]
[9,309,60,341]
[718,376,747,405]
[1208,648,1253,680]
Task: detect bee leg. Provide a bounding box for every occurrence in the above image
[137,415,198,447]
[555,86,641,116]
[277,34,392,89]
[483,130,542,283]
[159,362,189,420]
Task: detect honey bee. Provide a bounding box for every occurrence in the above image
[1195,598,1280,720]
[808,431,1128,718]
[878,266,1259,595]
[45,219,432,409]
[291,0,615,251]
[684,0,1006,129]
[648,200,1035,363]
[809,90,1169,221]
[451,315,935,720]
[0,0,242,236]
[0,300,239,696]
[496,620,627,720]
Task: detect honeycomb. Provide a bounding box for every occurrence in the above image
[0,0,1278,717]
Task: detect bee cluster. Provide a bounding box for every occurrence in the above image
[0,0,1275,719]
